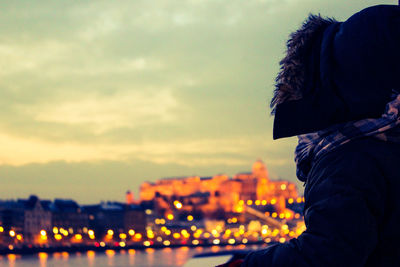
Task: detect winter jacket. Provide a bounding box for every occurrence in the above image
[242,138,400,266]
[242,4,400,267]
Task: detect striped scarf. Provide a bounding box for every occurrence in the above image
[295,93,400,182]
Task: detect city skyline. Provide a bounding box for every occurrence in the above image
[0,0,396,203]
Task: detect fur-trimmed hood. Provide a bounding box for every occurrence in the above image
[272,5,400,139]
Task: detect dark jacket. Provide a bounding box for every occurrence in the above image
[242,138,400,266]
[242,4,400,267]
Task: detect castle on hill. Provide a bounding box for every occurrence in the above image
[138,160,298,218]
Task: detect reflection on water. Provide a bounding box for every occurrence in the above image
[0,245,263,267]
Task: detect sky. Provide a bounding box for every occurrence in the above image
[0,0,396,203]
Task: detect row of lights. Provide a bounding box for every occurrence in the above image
[238,197,304,207]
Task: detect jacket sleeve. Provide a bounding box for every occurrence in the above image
[241,149,386,267]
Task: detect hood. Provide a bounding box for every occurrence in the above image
[272,5,400,139]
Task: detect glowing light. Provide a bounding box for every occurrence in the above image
[128,229,135,236]
[145,209,152,215]
[119,233,127,239]
[281,184,287,190]
[53,227,58,234]
[9,230,16,237]
[246,200,253,205]
[54,234,62,240]
[143,241,151,247]
[105,250,115,256]
[295,213,301,219]
[165,230,171,236]
[261,229,268,235]
[279,213,285,219]
[288,198,294,204]
[187,215,194,221]
[192,239,199,245]
[147,230,155,239]
[88,230,94,236]
[134,233,142,240]
[75,234,82,240]
[16,234,22,241]
[190,225,197,231]
[119,242,126,247]
[242,238,248,244]
[167,214,174,220]
[270,198,277,205]
[107,229,114,236]
[231,217,238,223]
[279,237,286,243]
[212,239,220,245]
[272,212,277,218]
[173,233,181,239]
[238,200,244,205]
[228,238,235,245]
[255,200,261,206]
[38,252,48,260]
[0,226,3,232]
[285,212,291,219]
[174,201,182,209]
[40,230,47,236]
[296,197,302,203]
[261,200,267,205]
[163,240,171,246]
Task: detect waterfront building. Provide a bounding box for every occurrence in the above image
[51,199,89,234]
[83,202,146,236]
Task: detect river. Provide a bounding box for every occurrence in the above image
[0,245,264,267]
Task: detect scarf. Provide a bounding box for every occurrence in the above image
[295,93,400,182]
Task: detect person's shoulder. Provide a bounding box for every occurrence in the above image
[314,137,400,169]
[307,137,395,190]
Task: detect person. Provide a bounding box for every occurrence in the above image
[238,4,400,267]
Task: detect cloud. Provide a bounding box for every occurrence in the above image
[18,89,180,133]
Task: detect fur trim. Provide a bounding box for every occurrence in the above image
[271,14,337,114]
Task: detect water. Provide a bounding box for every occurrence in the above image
[0,245,263,267]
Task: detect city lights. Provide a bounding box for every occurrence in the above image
[9,230,16,237]
[174,201,183,209]
[0,160,306,253]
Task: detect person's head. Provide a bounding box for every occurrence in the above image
[272,5,400,139]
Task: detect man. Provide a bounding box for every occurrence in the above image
[241,4,400,267]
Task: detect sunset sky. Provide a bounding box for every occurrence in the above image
[0,0,396,203]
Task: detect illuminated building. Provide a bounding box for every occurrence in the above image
[139,160,298,216]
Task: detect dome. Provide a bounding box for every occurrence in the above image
[252,160,269,179]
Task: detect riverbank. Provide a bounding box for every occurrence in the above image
[0,240,272,256]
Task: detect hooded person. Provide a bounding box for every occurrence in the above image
[241,4,400,267]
